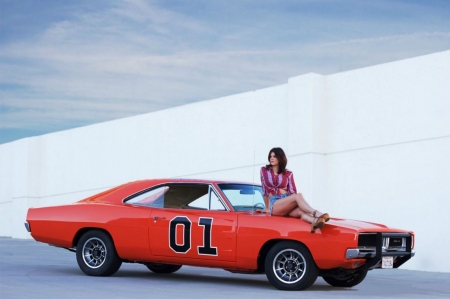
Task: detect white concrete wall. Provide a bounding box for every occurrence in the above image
[1,50,449,272]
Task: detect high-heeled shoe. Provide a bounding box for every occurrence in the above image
[313,210,330,222]
[311,217,325,234]
[320,213,330,222]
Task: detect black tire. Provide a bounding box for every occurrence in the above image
[145,263,182,274]
[265,241,318,290]
[76,230,122,276]
[322,266,368,288]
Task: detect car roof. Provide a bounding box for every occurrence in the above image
[77,178,261,205]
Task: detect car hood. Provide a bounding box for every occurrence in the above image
[326,218,405,233]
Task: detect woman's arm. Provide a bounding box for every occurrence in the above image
[263,195,270,213]
[260,167,268,195]
[260,167,270,213]
[287,172,297,194]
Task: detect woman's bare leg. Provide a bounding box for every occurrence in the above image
[288,207,305,218]
[288,207,320,223]
[301,213,315,223]
[272,193,324,219]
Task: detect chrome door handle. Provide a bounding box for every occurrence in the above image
[153,216,166,222]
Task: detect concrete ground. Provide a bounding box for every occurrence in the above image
[1,237,449,299]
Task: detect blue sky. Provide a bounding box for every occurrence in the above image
[1,0,450,144]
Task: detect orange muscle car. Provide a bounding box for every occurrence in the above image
[25,179,415,290]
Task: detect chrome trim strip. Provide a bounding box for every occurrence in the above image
[209,185,231,211]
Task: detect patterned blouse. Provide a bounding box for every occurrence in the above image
[260,166,297,197]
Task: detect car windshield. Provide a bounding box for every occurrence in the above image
[217,183,265,211]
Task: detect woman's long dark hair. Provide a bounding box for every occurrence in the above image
[266,147,288,174]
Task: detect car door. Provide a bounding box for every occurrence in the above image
[148,183,237,262]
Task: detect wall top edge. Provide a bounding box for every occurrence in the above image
[1,50,448,148]
[328,49,450,78]
[1,89,293,149]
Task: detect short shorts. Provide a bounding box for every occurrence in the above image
[269,193,289,216]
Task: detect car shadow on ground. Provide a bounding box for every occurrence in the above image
[50,266,357,292]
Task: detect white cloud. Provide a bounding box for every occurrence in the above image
[1,0,450,135]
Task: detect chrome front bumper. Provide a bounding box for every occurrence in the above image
[346,232,414,269]
[24,222,31,233]
[346,248,415,259]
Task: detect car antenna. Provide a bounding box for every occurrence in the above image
[252,150,256,211]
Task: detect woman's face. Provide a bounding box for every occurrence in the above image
[269,152,279,166]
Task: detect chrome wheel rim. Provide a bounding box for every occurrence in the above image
[272,249,306,284]
[82,237,107,269]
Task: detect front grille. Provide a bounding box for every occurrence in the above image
[358,233,376,248]
[358,233,406,251]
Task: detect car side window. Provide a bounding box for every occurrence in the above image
[126,186,169,207]
[189,187,226,211]
[125,184,226,211]
[210,189,226,210]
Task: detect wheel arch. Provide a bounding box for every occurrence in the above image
[73,227,115,249]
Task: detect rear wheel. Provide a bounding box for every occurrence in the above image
[145,263,182,274]
[76,230,122,276]
[322,266,368,287]
[265,241,318,290]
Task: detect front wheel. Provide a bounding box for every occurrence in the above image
[145,263,182,274]
[265,241,318,290]
[76,230,122,276]
[322,266,368,287]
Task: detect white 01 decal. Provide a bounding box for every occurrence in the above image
[169,216,217,256]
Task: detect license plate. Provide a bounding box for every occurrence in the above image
[382,256,393,268]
